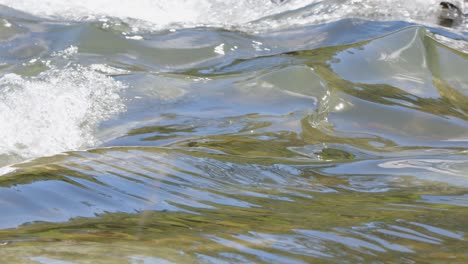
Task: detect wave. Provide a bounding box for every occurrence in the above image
[0,48,126,166]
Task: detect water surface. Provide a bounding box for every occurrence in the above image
[0,0,467,263]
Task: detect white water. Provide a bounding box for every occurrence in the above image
[0,0,456,32]
[0,0,313,29]
[0,58,126,165]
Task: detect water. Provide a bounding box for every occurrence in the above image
[0,0,467,263]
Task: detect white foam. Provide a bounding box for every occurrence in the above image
[0,0,313,29]
[0,62,126,164]
[0,0,457,32]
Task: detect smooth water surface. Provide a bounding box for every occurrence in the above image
[0,0,467,263]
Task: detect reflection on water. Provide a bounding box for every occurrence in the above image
[0,0,467,263]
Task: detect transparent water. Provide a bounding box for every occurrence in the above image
[0,0,467,263]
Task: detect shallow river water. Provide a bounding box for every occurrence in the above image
[0,0,467,263]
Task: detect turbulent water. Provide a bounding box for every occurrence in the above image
[0,0,467,263]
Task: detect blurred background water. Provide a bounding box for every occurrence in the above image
[0,0,467,263]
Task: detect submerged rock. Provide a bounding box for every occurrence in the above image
[438,1,465,27]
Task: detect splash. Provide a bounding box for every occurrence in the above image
[0,62,126,166]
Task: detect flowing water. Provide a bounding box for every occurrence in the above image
[0,0,467,263]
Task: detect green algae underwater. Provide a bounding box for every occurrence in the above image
[0,0,468,263]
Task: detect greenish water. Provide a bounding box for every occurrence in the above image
[0,1,467,263]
